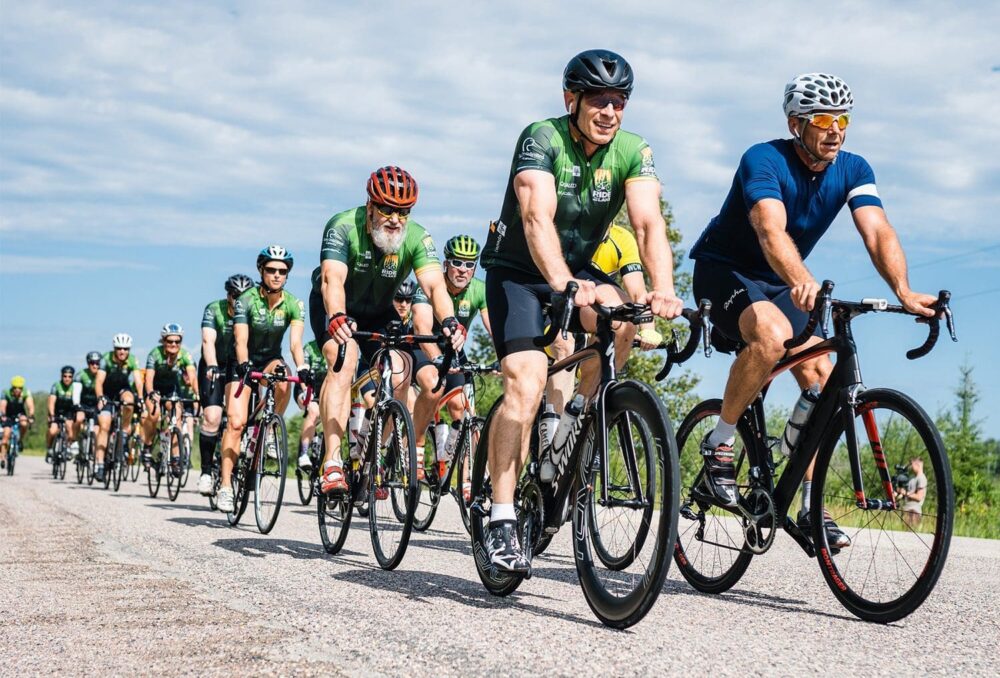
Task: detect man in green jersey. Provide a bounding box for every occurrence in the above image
[479,50,684,572]
[141,323,198,476]
[295,338,327,470]
[74,351,102,437]
[196,273,254,496]
[217,246,308,513]
[412,235,492,486]
[1,376,34,468]
[95,333,144,483]
[311,166,465,494]
[47,365,80,459]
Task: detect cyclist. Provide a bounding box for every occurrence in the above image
[480,49,683,571]
[411,235,491,484]
[688,73,939,547]
[1,376,35,469]
[393,279,417,327]
[75,352,102,437]
[295,337,327,471]
[140,324,198,476]
[47,366,80,459]
[311,166,464,495]
[94,333,144,483]
[196,273,253,496]
[217,246,307,513]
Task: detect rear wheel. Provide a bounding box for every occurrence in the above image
[318,488,353,554]
[411,425,441,532]
[228,445,252,526]
[179,434,192,488]
[454,419,480,536]
[112,430,127,492]
[812,388,954,623]
[254,415,288,534]
[128,434,142,482]
[166,430,182,502]
[369,400,418,570]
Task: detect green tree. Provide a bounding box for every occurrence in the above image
[937,362,995,507]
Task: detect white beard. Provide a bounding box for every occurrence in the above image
[371,224,405,254]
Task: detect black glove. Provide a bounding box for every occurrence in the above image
[206,364,220,381]
[236,361,251,380]
[298,367,313,388]
[441,316,466,338]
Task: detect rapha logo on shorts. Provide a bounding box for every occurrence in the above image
[592,168,612,202]
[723,288,746,311]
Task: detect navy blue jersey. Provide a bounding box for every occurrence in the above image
[690,139,882,283]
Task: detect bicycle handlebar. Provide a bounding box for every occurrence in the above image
[655,299,713,381]
[235,368,311,407]
[784,280,836,350]
[535,281,579,347]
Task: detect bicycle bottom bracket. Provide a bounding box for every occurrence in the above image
[741,488,776,554]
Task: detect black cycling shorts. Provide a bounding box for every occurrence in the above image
[484,266,619,361]
[412,348,466,394]
[198,357,228,408]
[100,388,135,415]
[692,259,821,353]
[310,287,410,366]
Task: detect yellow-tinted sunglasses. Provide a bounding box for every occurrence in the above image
[802,112,851,130]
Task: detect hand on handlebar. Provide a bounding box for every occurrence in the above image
[557,277,597,308]
[327,313,356,345]
[641,289,684,320]
[791,278,821,312]
[898,290,939,318]
[441,316,467,352]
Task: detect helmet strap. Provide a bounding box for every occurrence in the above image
[791,119,833,169]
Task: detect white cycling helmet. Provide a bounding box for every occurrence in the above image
[112,333,133,349]
[783,73,854,117]
[161,323,184,339]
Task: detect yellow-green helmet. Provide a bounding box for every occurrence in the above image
[10,375,25,388]
[443,235,480,260]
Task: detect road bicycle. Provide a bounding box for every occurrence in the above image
[75,407,98,484]
[469,285,707,629]
[318,321,451,570]
[227,366,307,534]
[146,393,196,501]
[673,280,956,622]
[50,415,71,481]
[296,432,322,506]
[414,360,498,534]
[5,421,24,476]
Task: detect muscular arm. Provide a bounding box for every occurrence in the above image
[853,206,935,316]
[626,179,675,296]
[26,397,34,417]
[515,170,573,289]
[412,302,440,360]
[185,365,198,397]
[133,370,145,399]
[416,268,462,352]
[144,369,154,397]
[202,327,218,366]
[320,260,349,318]
[750,198,820,311]
[289,323,305,369]
[47,394,56,419]
[234,324,249,364]
[95,371,106,399]
[480,308,493,338]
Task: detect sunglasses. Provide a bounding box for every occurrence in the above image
[447,259,477,270]
[372,202,411,219]
[801,112,851,130]
[164,339,181,345]
[263,266,288,276]
[62,372,74,377]
[583,91,628,111]
[87,361,100,366]
[115,347,130,352]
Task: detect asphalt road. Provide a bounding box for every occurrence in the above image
[2,455,998,677]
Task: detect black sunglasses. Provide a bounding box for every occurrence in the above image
[263,266,288,276]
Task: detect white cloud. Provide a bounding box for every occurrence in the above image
[0,254,154,274]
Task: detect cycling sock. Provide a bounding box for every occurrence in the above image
[801,481,812,514]
[491,503,516,523]
[300,440,309,455]
[199,432,218,471]
[707,418,737,449]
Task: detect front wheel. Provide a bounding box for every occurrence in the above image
[812,388,954,623]
[411,425,441,532]
[166,430,182,502]
[112,430,127,492]
[254,415,288,534]
[369,400,418,570]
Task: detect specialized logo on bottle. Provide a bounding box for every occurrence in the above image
[592,168,612,203]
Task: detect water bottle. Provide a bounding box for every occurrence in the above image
[538,403,560,450]
[349,403,366,460]
[552,395,585,452]
[780,384,821,458]
[434,422,450,459]
[441,421,461,461]
[541,395,585,483]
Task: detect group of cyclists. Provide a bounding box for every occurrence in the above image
[3,49,946,624]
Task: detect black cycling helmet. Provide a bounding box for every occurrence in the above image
[563,49,634,95]
[394,279,417,301]
[225,273,254,297]
[61,365,75,376]
[86,351,101,364]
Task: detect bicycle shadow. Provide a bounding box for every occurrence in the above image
[330,567,604,628]
[660,578,859,622]
[407,535,472,557]
[145,502,210,512]
[168,516,235,530]
[213,536,365,560]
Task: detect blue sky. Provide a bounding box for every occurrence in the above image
[2,1,998,434]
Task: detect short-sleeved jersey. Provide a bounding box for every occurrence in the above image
[201,298,236,367]
[2,388,30,417]
[303,340,328,374]
[689,139,883,283]
[315,206,441,323]
[100,352,140,393]
[483,115,659,276]
[590,224,643,278]
[413,277,488,330]
[75,369,99,405]
[233,286,305,365]
[146,346,195,392]
[50,380,74,405]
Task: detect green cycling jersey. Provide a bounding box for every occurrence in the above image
[303,340,327,374]
[314,206,441,324]
[146,346,195,393]
[482,115,658,276]
[201,298,236,366]
[100,352,140,393]
[75,369,99,405]
[50,380,74,405]
[413,277,488,330]
[233,286,305,365]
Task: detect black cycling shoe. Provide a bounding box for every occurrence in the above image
[93,464,105,483]
[798,508,852,549]
[486,520,531,574]
[699,435,739,508]
[170,459,183,478]
[141,450,153,469]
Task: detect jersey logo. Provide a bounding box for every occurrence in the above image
[274,309,285,326]
[639,146,656,177]
[592,168,612,203]
[490,220,507,251]
[458,300,471,318]
[382,254,399,278]
[519,137,544,163]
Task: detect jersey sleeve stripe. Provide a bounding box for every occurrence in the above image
[847,183,879,200]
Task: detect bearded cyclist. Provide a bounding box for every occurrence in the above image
[217,246,307,513]
[411,235,491,485]
[480,49,684,572]
[688,73,939,547]
[196,273,253,495]
[1,376,34,469]
[311,166,464,495]
[94,333,144,483]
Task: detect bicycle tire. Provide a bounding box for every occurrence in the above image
[51,438,62,480]
[811,388,954,623]
[411,425,441,532]
[573,380,679,629]
[167,429,182,502]
[254,415,288,534]
[671,399,763,594]
[228,446,251,526]
[469,396,525,597]
[112,431,127,492]
[454,418,481,536]
[129,435,142,482]
[7,450,15,476]
[317,487,353,554]
[369,399,418,570]
[179,434,192,488]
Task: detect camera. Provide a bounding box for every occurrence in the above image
[892,463,910,491]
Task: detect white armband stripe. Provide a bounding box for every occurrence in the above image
[847,183,879,200]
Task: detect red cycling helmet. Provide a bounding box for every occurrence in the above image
[367,166,418,209]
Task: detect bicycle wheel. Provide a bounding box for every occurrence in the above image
[812,388,954,623]
[7,449,15,476]
[146,437,162,498]
[369,399,418,570]
[129,435,142,482]
[672,399,764,594]
[76,433,88,484]
[179,434,192,488]
[573,381,679,629]
[453,419,480,536]
[112,430,127,492]
[254,415,288,534]
[469,396,526,597]
[51,439,62,479]
[167,430,182,502]
[411,425,441,532]
[317,486,353,554]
